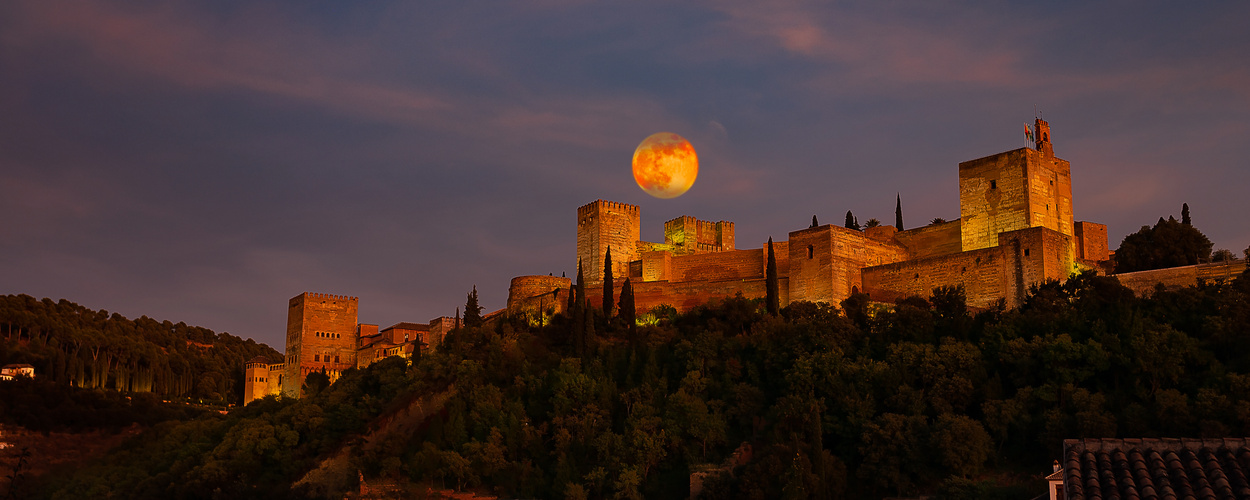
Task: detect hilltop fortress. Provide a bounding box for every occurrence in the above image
[508,119,1111,317]
[246,119,1245,405]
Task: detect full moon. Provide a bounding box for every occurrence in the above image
[632,132,698,199]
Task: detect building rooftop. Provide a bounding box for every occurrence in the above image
[1063,438,1250,500]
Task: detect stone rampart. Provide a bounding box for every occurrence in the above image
[862,247,1006,307]
[506,275,572,315]
[894,220,962,259]
[581,276,789,315]
[669,248,764,283]
[1114,260,1246,295]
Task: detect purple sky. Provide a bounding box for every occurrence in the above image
[2,1,1248,350]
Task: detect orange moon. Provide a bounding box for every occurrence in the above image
[632,132,698,199]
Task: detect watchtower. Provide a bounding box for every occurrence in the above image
[282,292,359,398]
[958,119,1073,251]
[243,356,271,405]
[663,216,735,255]
[576,200,640,283]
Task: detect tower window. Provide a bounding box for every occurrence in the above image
[807,245,814,259]
[1024,249,1031,257]
[990,180,997,189]
[335,355,340,363]
[314,354,320,362]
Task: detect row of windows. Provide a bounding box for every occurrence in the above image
[315,331,341,339]
[314,354,341,363]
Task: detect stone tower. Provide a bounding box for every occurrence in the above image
[576,200,640,284]
[243,356,271,405]
[282,292,359,398]
[958,119,1073,252]
[663,216,735,255]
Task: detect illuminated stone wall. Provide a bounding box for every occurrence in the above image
[787,225,911,305]
[959,148,1073,252]
[862,247,1007,307]
[1114,260,1247,295]
[577,200,640,284]
[506,275,572,315]
[283,292,359,398]
[668,248,763,282]
[893,220,963,259]
[582,276,790,315]
[664,216,735,255]
[1074,221,1109,262]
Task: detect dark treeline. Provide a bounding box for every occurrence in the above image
[36,267,1250,499]
[0,294,281,405]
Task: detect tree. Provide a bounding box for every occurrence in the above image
[844,211,860,230]
[766,238,780,316]
[1213,249,1234,262]
[864,218,881,228]
[603,247,614,315]
[464,286,483,328]
[302,368,330,396]
[810,215,818,228]
[1182,203,1191,225]
[931,217,947,225]
[618,278,636,339]
[896,193,904,230]
[1115,217,1213,273]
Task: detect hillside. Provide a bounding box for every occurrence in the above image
[30,267,1250,499]
[0,294,281,406]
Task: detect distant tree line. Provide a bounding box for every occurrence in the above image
[0,295,280,405]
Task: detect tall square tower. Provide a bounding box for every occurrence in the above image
[958,119,1073,252]
[282,292,359,397]
[576,200,640,284]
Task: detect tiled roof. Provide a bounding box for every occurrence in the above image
[1063,438,1250,500]
[383,322,430,332]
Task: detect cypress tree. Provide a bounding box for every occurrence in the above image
[1182,203,1191,225]
[896,193,904,230]
[811,215,818,228]
[464,286,483,327]
[571,261,585,354]
[454,307,460,330]
[845,211,860,230]
[766,237,779,316]
[603,247,614,315]
[619,278,636,339]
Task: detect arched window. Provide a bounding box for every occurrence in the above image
[807,245,814,259]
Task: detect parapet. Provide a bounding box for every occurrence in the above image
[298,292,358,302]
[577,199,640,217]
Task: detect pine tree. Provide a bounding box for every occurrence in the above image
[464,286,483,327]
[845,211,860,230]
[766,237,779,316]
[811,215,818,228]
[619,278,636,339]
[1182,203,1191,225]
[603,247,614,315]
[896,193,904,230]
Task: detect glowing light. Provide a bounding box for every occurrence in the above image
[632,132,698,199]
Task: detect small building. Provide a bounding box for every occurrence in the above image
[0,363,35,381]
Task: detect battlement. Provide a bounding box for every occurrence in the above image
[298,292,358,302]
[664,215,735,254]
[577,199,640,217]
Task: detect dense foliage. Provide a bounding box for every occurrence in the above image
[0,295,281,405]
[33,268,1250,498]
[0,376,211,433]
[1115,216,1214,273]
